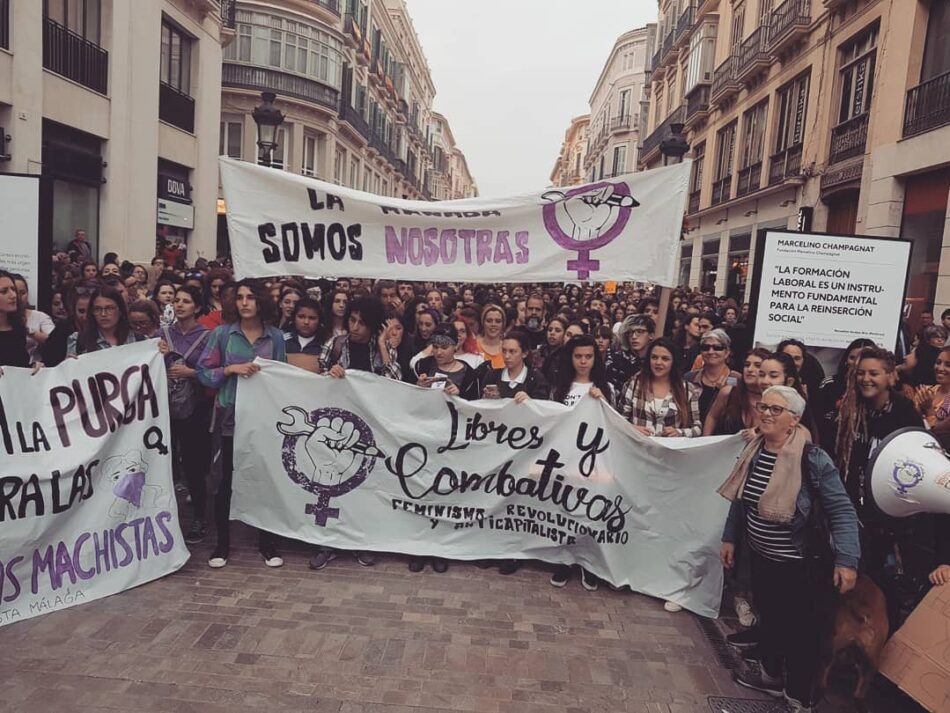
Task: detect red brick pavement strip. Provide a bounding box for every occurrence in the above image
[0,526,768,713]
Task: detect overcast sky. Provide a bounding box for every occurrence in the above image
[407,0,657,198]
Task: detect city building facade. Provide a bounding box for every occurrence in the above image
[549,115,590,187]
[0,0,227,263]
[640,0,950,320]
[586,27,653,183]
[219,0,475,250]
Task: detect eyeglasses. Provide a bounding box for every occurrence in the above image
[630,328,650,336]
[754,402,793,417]
[701,343,727,352]
[92,305,117,314]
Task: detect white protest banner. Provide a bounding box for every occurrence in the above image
[0,341,190,627]
[219,156,690,286]
[233,362,741,617]
[753,230,911,350]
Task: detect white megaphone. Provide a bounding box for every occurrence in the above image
[867,427,950,517]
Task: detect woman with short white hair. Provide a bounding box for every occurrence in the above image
[718,385,860,711]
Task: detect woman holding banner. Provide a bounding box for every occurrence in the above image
[159,285,211,544]
[0,270,36,371]
[620,337,701,440]
[197,279,287,570]
[67,285,143,356]
[548,334,612,591]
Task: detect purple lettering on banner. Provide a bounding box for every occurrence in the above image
[156,511,175,553]
[73,533,95,580]
[49,387,76,447]
[515,232,530,264]
[115,522,134,567]
[459,230,475,263]
[1,555,23,603]
[54,542,78,588]
[440,229,458,263]
[475,231,493,265]
[141,517,160,559]
[494,231,514,264]
[30,545,54,594]
[407,228,424,265]
[423,228,439,267]
[385,226,408,264]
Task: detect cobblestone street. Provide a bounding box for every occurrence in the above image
[0,519,759,713]
[0,523,924,713]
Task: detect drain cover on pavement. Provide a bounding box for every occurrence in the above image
[707,697,785,713]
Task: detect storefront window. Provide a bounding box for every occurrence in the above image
[701,238,720,294]
[679,243,693,287]
[901,169,950,332]
[52,180,99,259]
[727,234,751,301]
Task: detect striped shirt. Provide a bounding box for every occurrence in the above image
[742,450,802,561]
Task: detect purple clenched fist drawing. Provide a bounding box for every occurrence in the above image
[542,185,638,242]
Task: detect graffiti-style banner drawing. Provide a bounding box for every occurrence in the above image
[0,341,189,627]
[233,362,742,618]
[219,157,691,285]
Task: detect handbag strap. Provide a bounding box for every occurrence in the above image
[163,324,208,366]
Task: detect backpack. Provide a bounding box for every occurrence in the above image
[162,325,208,420]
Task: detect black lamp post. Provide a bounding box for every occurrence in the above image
[252,91,285,168]
[660,122,690,165]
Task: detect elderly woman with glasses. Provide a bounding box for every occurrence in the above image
[718,385,859,712]
[686,328,741,424]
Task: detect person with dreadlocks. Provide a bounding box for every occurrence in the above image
[834,346,924,629]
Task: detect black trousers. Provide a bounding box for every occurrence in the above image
[214,435,276,553]
[171,403,210,522]
[750,550,833,705]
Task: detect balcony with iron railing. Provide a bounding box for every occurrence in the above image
[768,143,803,185]
[220,0,236,29]
[768,0,810,53]
[735,25,770,84]
[736,162,763,197]
[223,62,339,111]
[639,104,685,163]
[159,82,195,133]
[710,55,739,106]
[828,112,869,165]
[610,114,637,133]
[903,70,950,138]
[685,85,710,128]
[43,17,109,94]
[711,175,732,205]
[339,100,371,142]
[674,3,697,47]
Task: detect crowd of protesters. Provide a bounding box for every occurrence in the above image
[1,238,949,712]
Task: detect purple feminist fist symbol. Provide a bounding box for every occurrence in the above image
[541,182,639,280]
[277,406,383,526]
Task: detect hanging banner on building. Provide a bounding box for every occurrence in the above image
[0,341,190,627]
[219,156,691,285]
[233,361,741,617]
[752,230,912,351]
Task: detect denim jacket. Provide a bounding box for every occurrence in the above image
[722,444,861,570]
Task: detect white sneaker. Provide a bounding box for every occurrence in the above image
[663,600,683,612]
[208,555,228,569]
[261,552,284,568]
[734,596,758,627]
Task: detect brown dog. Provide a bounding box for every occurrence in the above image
[819,574,889,711]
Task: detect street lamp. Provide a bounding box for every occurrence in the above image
[660,122,690,165]
[252,91,285,168]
